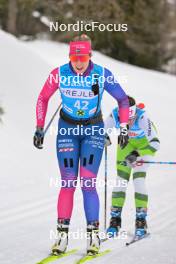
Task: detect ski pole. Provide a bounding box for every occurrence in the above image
[137,161,176,165]
[104,146,108,231]
[117,160,176,166]
[44,103,61,136]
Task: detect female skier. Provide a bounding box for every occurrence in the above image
[105,96,160,238]
[33,35,129,255]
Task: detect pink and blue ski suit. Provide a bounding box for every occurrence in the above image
[36,61,129,224]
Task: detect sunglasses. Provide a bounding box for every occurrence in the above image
[69,54,90,62]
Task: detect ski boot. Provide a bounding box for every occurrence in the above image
[86,221,100,255]
[107,207,122,237]
[135,208,147,238]
[51,219,69,255]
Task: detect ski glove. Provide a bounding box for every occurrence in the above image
[118,124,129,149]
[125,150,139,167]
[33,127,44,149]
[104,133,112,147]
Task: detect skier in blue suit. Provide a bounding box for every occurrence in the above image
[34,34,129,255]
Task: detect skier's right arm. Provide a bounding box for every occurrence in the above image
[34,68,59,149]
[36,68,59,128]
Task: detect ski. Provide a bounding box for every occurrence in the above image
[126,233,150,246]
[36,249,78,264]
[76,249,111,264]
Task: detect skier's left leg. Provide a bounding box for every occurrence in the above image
[107,143,133,237]
[133,155,151,237]
[80,123,105,254]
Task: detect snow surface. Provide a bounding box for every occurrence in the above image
[0,29,176,264]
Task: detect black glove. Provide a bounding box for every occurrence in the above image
[118,124,129,149]
[33,127,44,149]
[104,133,112,147]
[125,150,139,166]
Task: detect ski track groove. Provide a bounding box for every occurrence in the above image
[0,196,56,218]
[149,203,176,233]
[0,198,56,225]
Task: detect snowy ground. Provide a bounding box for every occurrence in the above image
[0,30,176,264]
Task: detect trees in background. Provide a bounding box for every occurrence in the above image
[116,0,170,69]
[7,0,17,35]
[162,0,176,74]
[0,0,175,74]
